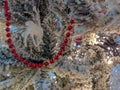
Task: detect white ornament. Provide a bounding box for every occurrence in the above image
[24,21,43,47]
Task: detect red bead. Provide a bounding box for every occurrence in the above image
[4,4,8,12]
[68,25,73,31]
[50,59,54,64]
[36,64,39,68]
[6,17,11,21]
[66,32,71,37]
[6,22,10,26]
[6,33,11,37]
[32,64,36,68]
[11,49,16,54]
[38,64,43,68]
[34,64,37,69]
[29,63,37,69]
[60,45,66,50]
[5,13,10,17]
[29,63,33,68]
[14,54,19,58]
[9,44,14,48]
[70,19,75,24]
[18,58,23,62]
[7,38,12,43]
[4,1,8,7]
[64,38,68,44]
[58,51,63,55]
[24,61,29,65]
[44,62,49,66]
[6,28,10,32]
[54,55,59,60]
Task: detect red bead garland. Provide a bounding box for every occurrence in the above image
[4,0,75,69]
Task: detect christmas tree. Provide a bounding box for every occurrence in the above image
[0,0,120,90]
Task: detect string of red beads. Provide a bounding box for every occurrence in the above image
[4,0,75,69]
